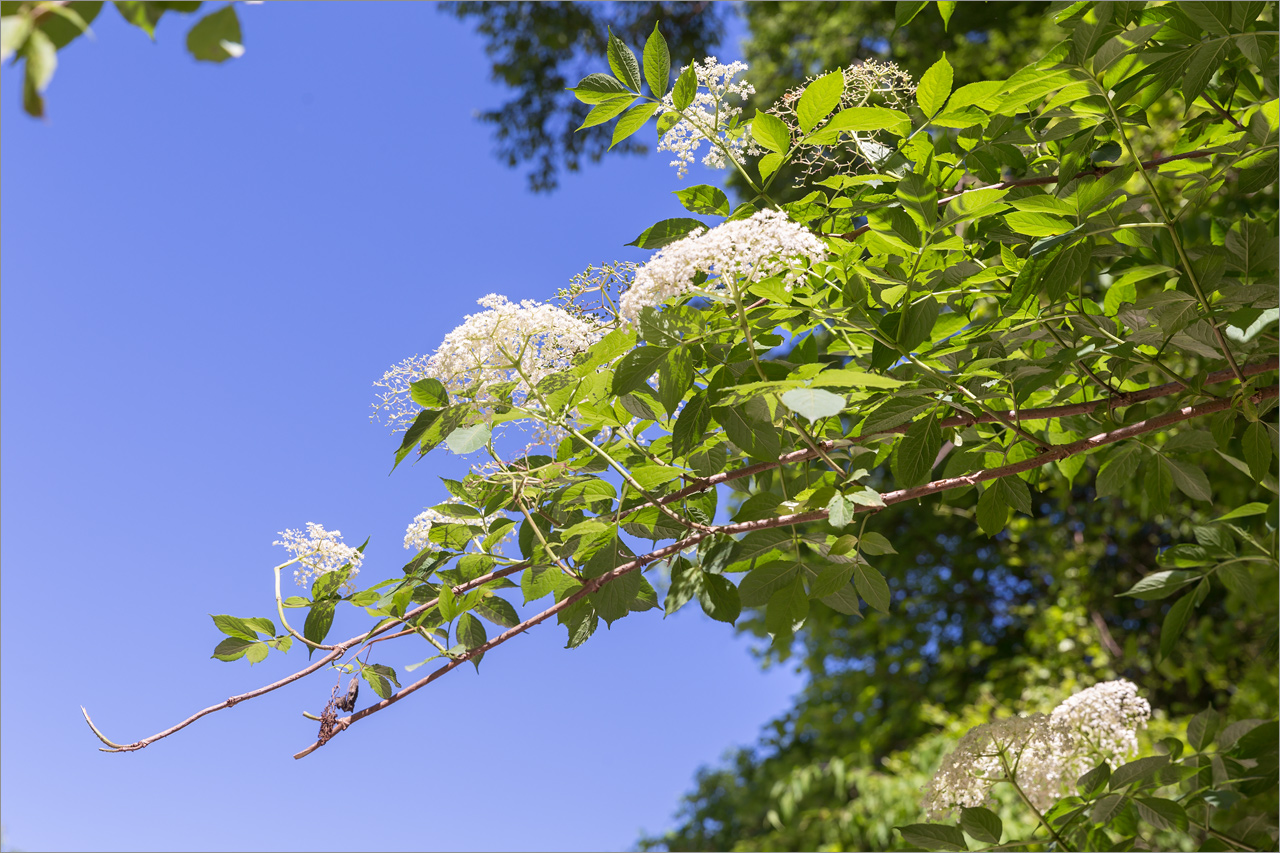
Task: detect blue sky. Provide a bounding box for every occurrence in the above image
[0,4,802,851]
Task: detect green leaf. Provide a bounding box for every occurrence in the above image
[826,493,853,530]
[1187,708,1221,752]
[672,65,697,111]
[1213,502,1269,522]
[858,531,896,554]
[757,152,783,182]
[242,616,276,637]
[606,28,642,92]
[714,401,781,461]
[673,184,731,216]
[892,411,941,489]
[578,95,636,130]
[1090,793,1127,823]
[853,562,891,614]
[115,1,164,38]
[20,28,55,117]
[1163,456,1213,502]
[896,823,968,852]
[185,5,242,63]
[612,345,671,396]
[592,569,641,626]
[444,422,491,455]
[211,636,256,662]
[611,101,661,148]
[1134,798,1189,833]
[781,387,846,422]
[765,575,809,636]
[977,482,1009,536]
[810,562,856,599]
[1183,41,1230,107]
[797,70,845,133]
[569,72,631,103]
[1,14,33,62]
[627,217,705,249]
[916,54,953,116]
[473,595,518,629]
[456,613,487,668]
[960,807,1002,845]
[1118,570,1199,599]
[697,573,741,624]
[899,171,938,229]
[899,296,940,351]
[1242,422,1273,481]
[1160,592,1197,661]
[751,111,792,154]
[1109,755,1169,790]
[826,106,910,132]
[211,614,260,641]
[894,1,929,29]
[1097,445,1142,498]
[1145,456,1173,513]
[937,1,956,29]
[303,601,336,654]
[672,392,712,459]
[1078,762,1112,797]
[739,562,801,607]
[409,377,448,408]
[1043,241,1091,302]
[642,23,670,97]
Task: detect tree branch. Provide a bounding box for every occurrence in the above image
[292,382,1278,757]
[827,148,1222,241]
[83,561,529,752]
[639,358,1278,516]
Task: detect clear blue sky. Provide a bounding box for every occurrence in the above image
[0,4,802,851]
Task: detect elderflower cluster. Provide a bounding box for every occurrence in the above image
[373,294,606,430]
[922,714,1076,818]
[619,209,827,323]
[274,522,364,588]
[1049,679,1151,777]
[769,59,916,182]
[923,680,1154,819]
[657,57,761,178]
[404,503,505,552]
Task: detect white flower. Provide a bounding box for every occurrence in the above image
[923,714,1076,819]
[657,57,761,178]
[373,294,607,430]
[404,502,505,552]
[275,522,363,588]
[1049,679,1151,777]
[620,209,827,323]
[924,681,1154,819]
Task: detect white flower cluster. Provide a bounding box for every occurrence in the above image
[619,209,827,323]
[923,680,1153,819]
[274,522,364,587]
[373,294,606,430]
[922,713,1075,818]
[1049,679,1151,777]
[404,503,503,552]
[657,57,761,178]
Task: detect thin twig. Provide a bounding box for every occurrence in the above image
[826,149,1221,240]
[82,561,528,752]
[1202,94,1247,131]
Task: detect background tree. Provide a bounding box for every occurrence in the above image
[1,0,250,117]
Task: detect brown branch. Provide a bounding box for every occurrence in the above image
[826,148,1221,240]
[84,561,529,752]
[292,382,1278,758]
[639,357,1278,517]
[1202,94,1247,132]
